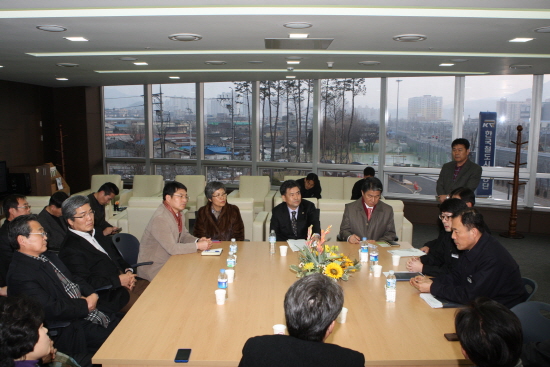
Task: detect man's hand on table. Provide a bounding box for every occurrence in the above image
[197,238,213,251]
[410,275,432,293]
[406,257,423,272]
[347,234,360,244]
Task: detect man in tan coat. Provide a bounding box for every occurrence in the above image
[137,181,212,281]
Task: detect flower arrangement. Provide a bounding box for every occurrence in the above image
[290,225,361,281]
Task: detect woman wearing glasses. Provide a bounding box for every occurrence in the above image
[193,182,245,241]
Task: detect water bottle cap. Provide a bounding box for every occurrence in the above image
[231,238,236,242]
[362,237,367,241]
[220,269,226,273]
[389,270,394,274]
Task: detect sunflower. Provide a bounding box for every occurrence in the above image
[324,262,344,279]
[303,262,314,271]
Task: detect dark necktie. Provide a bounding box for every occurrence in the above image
[291,211,298,238]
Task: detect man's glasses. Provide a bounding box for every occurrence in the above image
[212,193,227,198]
[173,194,189,200]
[29,232,48,238]
[439,215,453,221]
[73,209,95,219]
[17,205,31,210]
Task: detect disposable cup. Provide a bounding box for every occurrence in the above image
[226,269,235,283]
[392,255,401,266]
[373,264,383,277]
[273,324,286,335]
[215,289,226,305]
[337,307,348,323]
[279,245,288,256]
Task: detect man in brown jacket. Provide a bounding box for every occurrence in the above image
[137,181,212,281]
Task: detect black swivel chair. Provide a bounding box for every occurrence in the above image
[112,233,153,269]
[522,277,538,302]
[511,301,550,343]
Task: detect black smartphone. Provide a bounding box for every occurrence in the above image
[444,333,459,341]
[387,240,400,247]
[174,349,192,363]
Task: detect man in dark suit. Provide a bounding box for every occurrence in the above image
[87,182,120,236]
[37,191,69,252]
[340,177,396,244]
[59,195,148,313]
[238,273,365,367]
[436,138,482,203]
[270,180,320,241]
[7,214,119,367]
[350,166,375,200]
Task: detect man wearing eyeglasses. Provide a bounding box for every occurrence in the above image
[407,198,468,277]
[137,181,212,281]
[0,194,31,293]
[6,214,120,367]
[340,177,396,244]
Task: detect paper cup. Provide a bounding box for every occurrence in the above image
[226,269,235,283]
[273,324,286,335]
[373,264,383,277]
[279,245,288,256]
[392,255,401,266]
[337,307,348,323]
[215,289,226,305]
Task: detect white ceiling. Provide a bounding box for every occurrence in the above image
[1,1,550,88]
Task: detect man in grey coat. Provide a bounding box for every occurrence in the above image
[137,181,212,281]
[436,138,482,203]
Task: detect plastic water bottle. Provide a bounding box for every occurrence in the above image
[386,270,397,302]
[230,238,238,253]
[218,269,228,289]
[369,244,379,274]
[269,230,276,255]
[226,252,236,268]
[360,237,369,263]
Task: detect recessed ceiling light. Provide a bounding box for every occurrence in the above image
[64,37,88,42]
[248,61,263,64]
[119,57,138,61]
[0,65,3,68]
[283,22,312,29]
[286,56,303,60]
[133,62,148,65]
[169,76,180,79]
[287,60,300,65]
[393,34,427,42]
[286,76,296,79]
[56,63,79,67]
[534,26,550,33]
[56,78,68,81]
[205,61,227,65]
[36,25,67,32]
[289,33,309,39]
[450,59,468,63]
[168,33,202,41]
[509,64,532,69]
[439,63,454,66]
[358,61,381,65]
[509,38,534,42]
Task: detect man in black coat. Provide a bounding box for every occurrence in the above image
[37,191,69,252]
[6,214,119,367]
[87,182,120,236]
[270,180,320,241]
[238,273,364,367]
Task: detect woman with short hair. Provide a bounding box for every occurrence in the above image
[193,182,245,241]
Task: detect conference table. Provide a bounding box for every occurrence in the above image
[93,241,467,367]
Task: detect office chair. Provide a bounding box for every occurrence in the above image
[522,277,538,302]
[511,301,550,343]
[112,233,153,269]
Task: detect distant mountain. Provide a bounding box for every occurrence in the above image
[104,87,144,109]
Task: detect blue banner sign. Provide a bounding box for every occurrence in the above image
[477,112,497,197]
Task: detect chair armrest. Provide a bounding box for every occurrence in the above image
[107,209,127,228]
[117,218,128,234]
[196,193,207,207]
[263,190,277,212]
[253,211,269,242]
[401,217,413,244]
[95,285,113,292]
[118,189,133,206]
[228,190,240,198]
[132,261,154,268]
[264,212,273,241]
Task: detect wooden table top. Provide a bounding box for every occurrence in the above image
[93,241,467,367]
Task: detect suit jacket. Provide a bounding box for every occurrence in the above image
[137,204,197,281]
[350,178,365,200]
[37,207,68,252]
[193,202,245,241]
[296,178,322,199]
[0,220,12,287]
[270,200,320,241]
[87,193,112,231]
[238,335,365,367]
[436,159,482,195]
[420,230,461,277]
[339,199,396,241]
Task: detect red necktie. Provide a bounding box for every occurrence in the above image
[367,207,373,221]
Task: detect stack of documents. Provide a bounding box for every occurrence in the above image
[388,248,426,257]
[420,293,462,308]
[287,240,307,252]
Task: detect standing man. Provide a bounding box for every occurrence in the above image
[37,191,69,252]
[410,208,528,308]
[238,273,365,367]
[340,177,396,244]
[87,182,120,236]
[351,166,375,200]
[137,181,212,281]
[436,138,482,203]
[0,194,31,290]
[295,173,322,199]
[270,180,321,241]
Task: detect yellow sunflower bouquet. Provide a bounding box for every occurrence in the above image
[289,225,361,281]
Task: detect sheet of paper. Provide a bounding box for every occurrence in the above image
[388,248,426,257]
[376,241,391,247]
[287,239,307,252]
[420,293,443,308]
